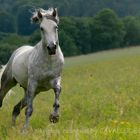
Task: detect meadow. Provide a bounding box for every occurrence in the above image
[0,47,140,140]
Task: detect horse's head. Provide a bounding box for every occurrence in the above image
[31,8,59,55]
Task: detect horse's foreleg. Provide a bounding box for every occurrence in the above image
[23,80,37,130]
[49,85,61,123]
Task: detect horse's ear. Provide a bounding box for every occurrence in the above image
[52,8,57,17]
[31,9,42,23]
[38,10,43,19]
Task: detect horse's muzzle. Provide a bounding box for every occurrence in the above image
[47,44,57,55]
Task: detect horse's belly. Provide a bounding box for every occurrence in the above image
[12,66,28,87]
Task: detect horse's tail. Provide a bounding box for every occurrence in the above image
[0,65,6,88]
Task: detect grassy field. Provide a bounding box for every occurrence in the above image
[0,47,140,140]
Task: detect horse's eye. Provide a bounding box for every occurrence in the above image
[40,27,44,31]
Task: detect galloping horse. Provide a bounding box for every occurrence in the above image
[0,8,64,129]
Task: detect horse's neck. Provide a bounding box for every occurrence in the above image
[32,41,64,71]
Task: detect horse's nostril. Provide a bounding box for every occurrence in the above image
[54,45,57,49]
[47,44,56,55]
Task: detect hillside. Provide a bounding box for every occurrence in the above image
[0,47,140,139]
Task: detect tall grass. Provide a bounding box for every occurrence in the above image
[0,47,140,139]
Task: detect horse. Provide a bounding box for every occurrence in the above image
[0,8,64,129]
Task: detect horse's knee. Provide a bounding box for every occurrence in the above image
[54,86,61,93]
[25,106,33,117]
[53,103,60,108]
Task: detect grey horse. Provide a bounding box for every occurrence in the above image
[0,8,64,129]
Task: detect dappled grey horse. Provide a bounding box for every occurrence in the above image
[0,8,64,129]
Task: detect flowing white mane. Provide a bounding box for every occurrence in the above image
[31,8,59,23]
[33,8,53,16]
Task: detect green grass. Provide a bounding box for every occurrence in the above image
[0,47,140,140]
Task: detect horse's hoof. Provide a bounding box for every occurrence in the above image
[49,114,59,123]
[21,127,28,134]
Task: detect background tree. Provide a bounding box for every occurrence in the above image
[0,11,15,33]
[90,9,125,52]
[75,18,92,54]
[59,30,79,56]
[17,5,37,35]
[0,34,28,64]
[123,16,140,46]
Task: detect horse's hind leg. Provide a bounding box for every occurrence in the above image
[12,92,27,125]
[12,89,37,125]
[0,82,16,107]
[0,70,16,107]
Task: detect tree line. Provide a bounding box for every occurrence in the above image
[1,0,140,17]
[0,8,140,64]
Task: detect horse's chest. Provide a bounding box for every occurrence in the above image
[34,62,61,90]
[35,61,62,81]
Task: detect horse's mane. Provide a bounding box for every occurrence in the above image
[31,8,59,24]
